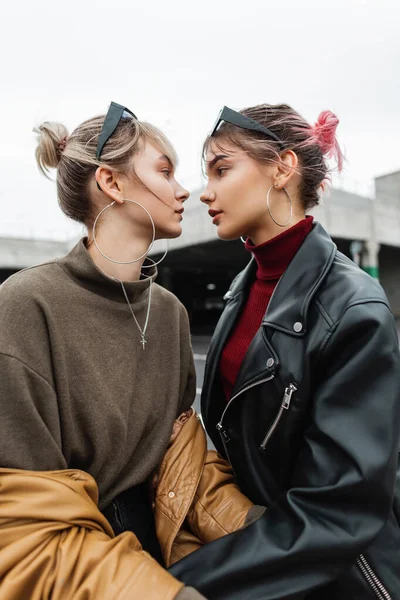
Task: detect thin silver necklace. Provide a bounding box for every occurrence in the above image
[119,277,152,351]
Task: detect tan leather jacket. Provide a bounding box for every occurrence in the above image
[0,411,254,599]
[155,409,254,566]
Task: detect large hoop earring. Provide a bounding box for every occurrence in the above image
[141,239,169,268]
[240,237,247,244]
[92,199,155,264]
[266,185,293,228]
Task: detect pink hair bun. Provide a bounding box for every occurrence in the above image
[312,111,343,170]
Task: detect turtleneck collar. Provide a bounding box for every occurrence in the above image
[57,238,158,303]
[245,216,314,280]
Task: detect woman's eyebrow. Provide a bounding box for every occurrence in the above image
[207,154,230,170]
[158,154,173,167]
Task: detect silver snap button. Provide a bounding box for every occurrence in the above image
[266,358,275,368]
[168,491,175,499]
[293,322,303,333]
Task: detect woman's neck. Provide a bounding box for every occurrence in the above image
[87,217,153,282]
[247,214,305,246]
[245,216,314,280]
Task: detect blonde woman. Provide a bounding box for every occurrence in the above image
[0,102,203,599]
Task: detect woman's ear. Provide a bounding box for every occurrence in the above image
[275,150,298,189]
[95,167,124,204]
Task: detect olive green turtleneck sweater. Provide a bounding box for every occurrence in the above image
[0,238,196,510]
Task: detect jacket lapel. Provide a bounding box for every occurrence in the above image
[263,223,336,336]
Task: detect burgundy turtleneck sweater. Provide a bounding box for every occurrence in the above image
[220,216,314,402]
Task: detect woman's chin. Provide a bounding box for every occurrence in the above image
[157,223,182,240]
[217,225,242,241]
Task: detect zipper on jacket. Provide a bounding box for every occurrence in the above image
[216,422,231,459]
[357,554,392,600]
[260,383,297,451]
[216,373,275,456]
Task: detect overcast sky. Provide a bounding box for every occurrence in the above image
[1,0,399,240]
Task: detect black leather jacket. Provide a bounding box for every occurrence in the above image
[170,222,400,599]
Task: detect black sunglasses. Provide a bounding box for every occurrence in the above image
[96,101,137,160]
[211,106,284,149]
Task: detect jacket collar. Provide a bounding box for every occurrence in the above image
[225,222,336,336]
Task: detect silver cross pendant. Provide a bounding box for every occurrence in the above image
[140,336,147,351]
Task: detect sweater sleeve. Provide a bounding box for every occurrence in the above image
[178,304,196,414]
[0,353,66,470]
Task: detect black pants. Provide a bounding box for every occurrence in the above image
[102,480,164,566]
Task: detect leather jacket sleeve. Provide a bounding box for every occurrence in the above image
[155,411,255,567]
[186,450,254,543]
[0,468,188,600]
[170,302,400,599]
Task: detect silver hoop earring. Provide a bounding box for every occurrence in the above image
[240,237,247,244]
[141,239,169,268]
[266,185,293,228]
[92,199,155,264]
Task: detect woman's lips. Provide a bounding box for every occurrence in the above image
[208,209,222,225]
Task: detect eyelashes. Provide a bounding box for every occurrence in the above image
[204,166,230,179]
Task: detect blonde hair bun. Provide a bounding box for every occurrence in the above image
[34,121,69,176]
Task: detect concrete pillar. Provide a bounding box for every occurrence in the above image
[363,241,380,280]
[349,240,363,268]
[379,245,400,319]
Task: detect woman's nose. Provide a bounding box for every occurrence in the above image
[176,185,190,202]
[200,189,214,204]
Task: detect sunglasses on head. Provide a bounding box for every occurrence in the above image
[96,101,137,160]
[211,106,284,149]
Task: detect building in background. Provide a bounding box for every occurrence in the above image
[1,170,399,333]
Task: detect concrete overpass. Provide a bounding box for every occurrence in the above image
[1,170,399,331]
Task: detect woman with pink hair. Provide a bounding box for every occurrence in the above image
[169,104,400,599]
